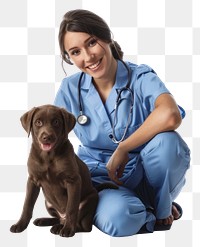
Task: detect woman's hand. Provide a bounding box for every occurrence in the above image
[106,147,129,185]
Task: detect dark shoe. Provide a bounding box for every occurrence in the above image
[172,202,183,220]
[154,202,183,231]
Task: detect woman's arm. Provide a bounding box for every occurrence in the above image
[106,93,182,184]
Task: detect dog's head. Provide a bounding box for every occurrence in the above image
[20,105,76,152]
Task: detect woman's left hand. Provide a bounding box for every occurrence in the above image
[106,147,129,185]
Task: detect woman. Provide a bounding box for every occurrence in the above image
[54,9,190,236]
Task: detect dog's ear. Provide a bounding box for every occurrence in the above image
[60,108,76,134]
[20,107,38,137]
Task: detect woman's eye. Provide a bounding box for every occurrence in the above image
[71,49,80,56]
[89,38,97,47]
[35,120,43,127]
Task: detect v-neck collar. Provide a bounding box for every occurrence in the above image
[105,60,129,114]
[80,60,130,131]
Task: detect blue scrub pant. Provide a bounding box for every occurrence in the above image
[91,132,190,237]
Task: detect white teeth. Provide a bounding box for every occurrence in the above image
[88,60,100,69]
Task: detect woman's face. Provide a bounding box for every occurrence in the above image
[64,31,117,82]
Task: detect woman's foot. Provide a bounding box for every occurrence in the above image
[156,203,181,225]
[154,202,182,231]
[138,202,183,233]
[172,202,182,220]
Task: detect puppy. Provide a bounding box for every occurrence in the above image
[10,105,99,237]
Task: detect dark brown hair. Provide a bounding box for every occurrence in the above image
[58,9,123,65]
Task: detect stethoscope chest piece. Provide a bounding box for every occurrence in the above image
[77,114,88,125]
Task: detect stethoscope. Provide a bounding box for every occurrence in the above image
[77,60,134,144]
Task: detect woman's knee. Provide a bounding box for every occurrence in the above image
[141,131,190,167]
[140,131,190,188]
[93,189,147,237]
[141,132,180,156]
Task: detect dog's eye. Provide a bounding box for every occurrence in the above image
[52,119,59,127]
[35,120,43,127]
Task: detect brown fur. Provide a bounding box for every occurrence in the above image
[10,105,99,237]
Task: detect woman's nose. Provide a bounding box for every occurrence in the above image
[83,49,94,62]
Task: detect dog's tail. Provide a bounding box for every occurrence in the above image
[95,182,118,192]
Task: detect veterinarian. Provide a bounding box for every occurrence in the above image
[54,9,190,236]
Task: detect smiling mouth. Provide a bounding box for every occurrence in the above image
[87,59,102,70]
[40,142,55,151]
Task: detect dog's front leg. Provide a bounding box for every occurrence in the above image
[10,177,40,233]
[59,176,81,237]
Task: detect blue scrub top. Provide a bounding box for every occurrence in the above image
[54,60,185,169]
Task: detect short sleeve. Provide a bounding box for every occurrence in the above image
[134,64,185,118]
[135,64,170,113]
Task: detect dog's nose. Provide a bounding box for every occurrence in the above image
[42,134,54,143]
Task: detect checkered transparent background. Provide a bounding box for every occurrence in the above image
[0,0,199,246]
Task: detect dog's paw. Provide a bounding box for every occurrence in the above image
[33,217,60,227]
[59,226,76,238]
[50,224,64,235]
[10,222,28,233]
[50,224,75,237]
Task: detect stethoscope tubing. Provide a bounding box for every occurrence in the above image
[77,60,134,143]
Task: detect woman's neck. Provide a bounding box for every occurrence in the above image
[92,59,118,103]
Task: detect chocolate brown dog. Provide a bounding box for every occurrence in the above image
[10,105,99,237]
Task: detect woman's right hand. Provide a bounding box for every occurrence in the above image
[106,147,129,185]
